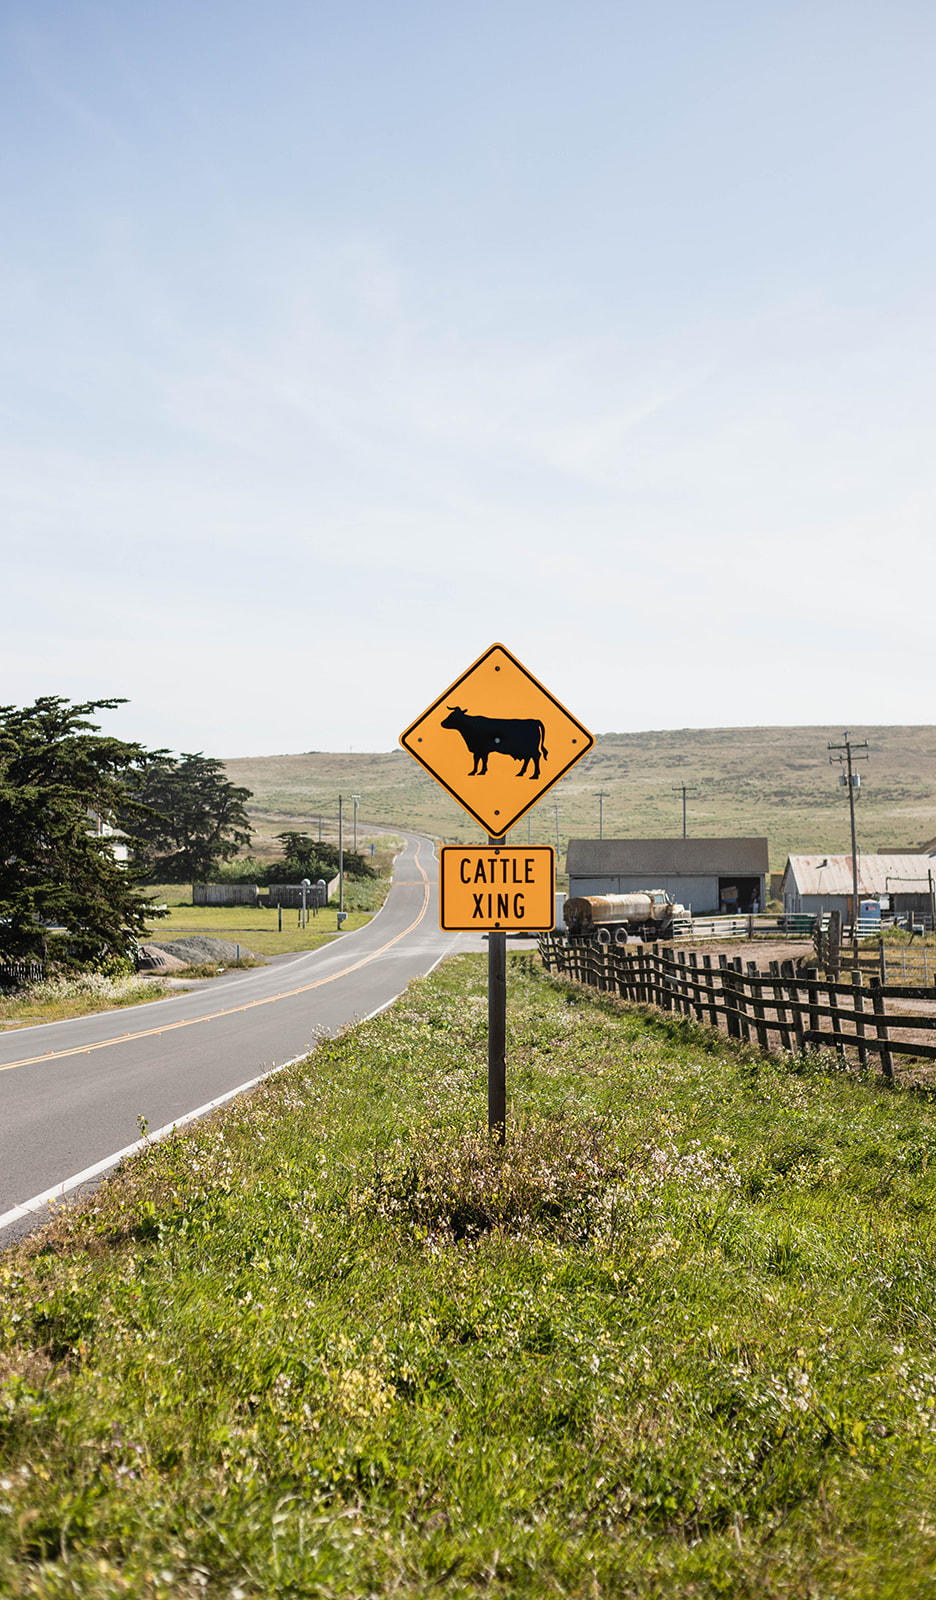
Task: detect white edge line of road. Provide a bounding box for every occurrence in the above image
[0,944,451,1243]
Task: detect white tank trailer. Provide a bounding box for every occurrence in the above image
[563,890,686,944]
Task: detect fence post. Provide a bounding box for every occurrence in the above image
[734,957,751,1042]
[769,960,791,1053]
[625,947,637,1000]
[660,946,674,1012]
[722,962,739,1039]
[828,978,846,1062]
[870,977,894,1080]
[681,953,697,1017]
[806,966,820,1044]
[827,910,842,981]
[879,940,886,983]
[702,953,717,1028]
[745,960,768,1050]
[851,969,869,1068]
[782,960,806,1053]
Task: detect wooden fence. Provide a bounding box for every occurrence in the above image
[812,913,933,984]
[193,884,260,906]
[538,935,936,1079]
[0,960,45,992]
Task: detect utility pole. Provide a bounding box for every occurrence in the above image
[596,790,609,839]
[352,793,360,853]
[828,732,869,940]
[672,783,696,839]
[553,803,560,857]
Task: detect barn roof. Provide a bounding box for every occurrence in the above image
[566,837,769,876]
[781,854,935,896]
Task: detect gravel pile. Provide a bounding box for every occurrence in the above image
[136,944,188,972]
[145,936,258,967]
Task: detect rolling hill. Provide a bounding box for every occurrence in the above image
[224,726,936,877]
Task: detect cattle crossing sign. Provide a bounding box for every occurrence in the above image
[401,645,593,1143]
[400,642,594,839]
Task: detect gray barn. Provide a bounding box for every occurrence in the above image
[566,838,769,915]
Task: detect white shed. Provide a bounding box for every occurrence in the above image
[781,855,936,920]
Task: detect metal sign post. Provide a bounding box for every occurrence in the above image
[488,834,507,1142]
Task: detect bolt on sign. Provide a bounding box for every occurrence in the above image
[399,642,594,839]
[440,846,555,932]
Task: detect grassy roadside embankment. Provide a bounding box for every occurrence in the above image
[0,973,176,1030]
[2,955,936,1595]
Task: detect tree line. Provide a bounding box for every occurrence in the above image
[0,696,363,969]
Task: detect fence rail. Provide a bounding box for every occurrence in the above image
[538,935,936,1079]
[672,913,828,942]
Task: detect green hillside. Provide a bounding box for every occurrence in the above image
[224,726,936,874]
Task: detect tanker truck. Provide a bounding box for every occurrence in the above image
[563,890,687,944]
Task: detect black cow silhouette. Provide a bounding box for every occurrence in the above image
[440,706,548,779]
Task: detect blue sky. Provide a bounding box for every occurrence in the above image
[2,1,934,755]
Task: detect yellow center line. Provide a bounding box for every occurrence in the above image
[0,845,432,1075]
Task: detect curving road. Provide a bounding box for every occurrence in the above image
[0,832,457,1248]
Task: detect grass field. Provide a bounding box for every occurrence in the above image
[141,901,380,958]
[139,873,392,959]
[2,955,936,1595]
[224,726,936,875]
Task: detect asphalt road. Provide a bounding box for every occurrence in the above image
[0,831,458,1248]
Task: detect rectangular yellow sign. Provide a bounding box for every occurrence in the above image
[439,846,555,932]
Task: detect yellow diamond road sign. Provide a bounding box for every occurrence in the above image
[440,846,555,931]
[400,642,594,837]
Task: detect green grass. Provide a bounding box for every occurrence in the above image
[141,901,381,957]
[3,956,936,1595]
[224,725,936,872]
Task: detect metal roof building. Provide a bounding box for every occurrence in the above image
[781,854,936,917]
[566,837,769,915]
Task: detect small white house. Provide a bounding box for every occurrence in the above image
[781,854,935,920]
[87,811,129,864]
